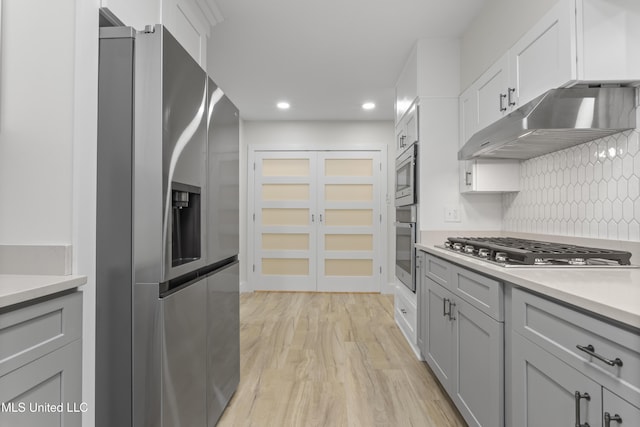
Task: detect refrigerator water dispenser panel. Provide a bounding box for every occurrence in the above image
[171,182,201,267]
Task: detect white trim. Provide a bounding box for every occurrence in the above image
[250,142,389,152]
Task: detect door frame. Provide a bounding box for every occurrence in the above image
[247,142,389,292]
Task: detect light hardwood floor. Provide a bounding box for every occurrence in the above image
[217,292,467,427]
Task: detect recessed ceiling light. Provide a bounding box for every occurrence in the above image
[362,102,375,110]
[277,101,290,110]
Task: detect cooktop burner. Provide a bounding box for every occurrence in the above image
[440,237,633,267]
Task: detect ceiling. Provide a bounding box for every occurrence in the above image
[207,0,485,121]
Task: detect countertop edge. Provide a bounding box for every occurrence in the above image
[416,243,640,329]
[0,275,87,309]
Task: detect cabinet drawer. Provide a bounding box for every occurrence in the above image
[395,287,417,342]
[512,288,640,406]
[424,253,451,288]
[0,291,82,377]
[452,266,503,321]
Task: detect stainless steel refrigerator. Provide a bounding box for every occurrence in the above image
[97,23,240,427]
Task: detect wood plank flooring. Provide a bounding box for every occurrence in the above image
[217,292,467,427]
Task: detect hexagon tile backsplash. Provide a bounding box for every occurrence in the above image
[502,129,640,241]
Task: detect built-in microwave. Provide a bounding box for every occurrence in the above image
[395,144,418,206]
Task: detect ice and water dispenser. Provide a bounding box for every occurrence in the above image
[171,182,201,266]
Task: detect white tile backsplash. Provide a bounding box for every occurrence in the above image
[503,130,640,242]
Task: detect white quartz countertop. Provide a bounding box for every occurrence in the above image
[0,274,86,309]
[416,244,640,329]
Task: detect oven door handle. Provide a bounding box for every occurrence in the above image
[394,222,414,228]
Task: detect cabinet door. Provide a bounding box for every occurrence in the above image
[508,0,574,109]
[459,85,478,146]
[396,122,406,155]
[0,340,82,427]
[476,53,509,129]
[416,253,426,357]
[454,298,504,427]
[460,159,520,194]
[603,388,640,427]
[404,104,419,147]
[580,0,640,81]
[424,278,455,388]
[511,332,601,427]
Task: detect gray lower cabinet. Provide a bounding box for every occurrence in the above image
[423,277,454,386]
[416,253,426,355]
[511,331,601,426]
[603,388,640,427]
[419,252,504,427]
[0,291,82,427]
[511,287,640,427]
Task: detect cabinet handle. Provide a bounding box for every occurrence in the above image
[499,93,507,112]
[443,299,455,321]
[319,214,323,223]
[508,87,516,106]
[574,391,591,427]
[400,308,407,315]
[576,344,623,367]
[604,413,623,427]
[465,171,472,186]
[312,214,315,223]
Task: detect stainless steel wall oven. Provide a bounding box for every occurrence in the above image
[395,205,417,292]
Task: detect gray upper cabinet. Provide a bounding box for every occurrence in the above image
[419,251,504,427]
[0,291,83,427]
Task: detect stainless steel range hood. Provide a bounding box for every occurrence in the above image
[458,87,637,160]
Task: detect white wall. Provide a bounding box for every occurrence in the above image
[0,1,100,425]
[241,120,396,292]
[460,0,558,91]
[0,0,76,244]
[418,97,503,232]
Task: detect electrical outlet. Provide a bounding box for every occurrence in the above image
[444,205,461,222]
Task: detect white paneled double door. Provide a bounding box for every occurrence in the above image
[252,150,383,292]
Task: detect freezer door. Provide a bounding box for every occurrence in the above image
[207,261,240,424]
[207,77,240,264]
[161,277,208,427]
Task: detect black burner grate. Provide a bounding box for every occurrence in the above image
[446,237,632,266]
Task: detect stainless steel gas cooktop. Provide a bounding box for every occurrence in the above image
[438,237,635,268]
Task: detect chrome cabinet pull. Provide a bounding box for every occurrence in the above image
[465,171,472,186]
[319,214,323,223]
[400,308,407,315]
[312,214,315,223]
[508,87,516,106]
[576,344,623,367]
[442,299,455,321]
[604,413,623,427]
[499,93,507,112]
[443,298,449,317]
[574,391,591,427]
